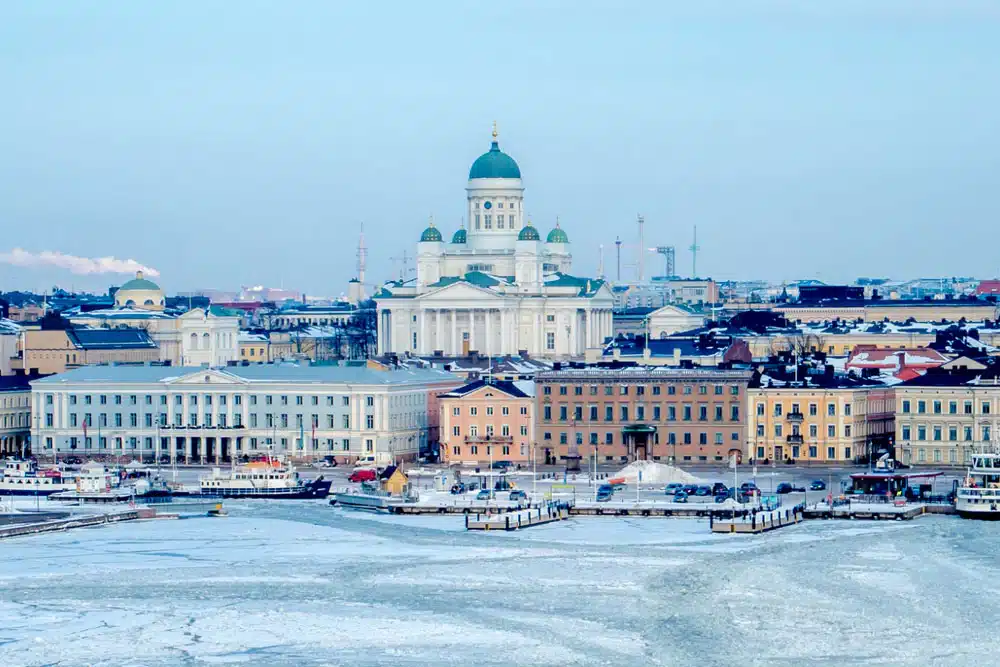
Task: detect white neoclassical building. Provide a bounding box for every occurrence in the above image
[374,128,614,359]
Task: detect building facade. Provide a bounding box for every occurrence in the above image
[894,366,1000,466]
[113,271,165,311]
[68,307,239,367]
[31,364,459,464]
[375,128,614,359]
[438,379,534,465]
[534,367,753,466]
[747,380,894,464]
[13,328,159,374]
[0,376,32,456]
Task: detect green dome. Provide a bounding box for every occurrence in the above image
[469,140,521,179]
[420,225,443,242]
[518,225,540,241]
[119,272,160,291]
[451,228,467,243]
[546,225,569,243]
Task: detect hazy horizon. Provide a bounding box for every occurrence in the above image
[2,1,999,296]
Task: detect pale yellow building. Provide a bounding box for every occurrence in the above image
[747,380,894,464]
[13,328,159,375]
[894,366,1000,466]
[238,334,269,363]
[0,378,32,456]
[114,271,165,311]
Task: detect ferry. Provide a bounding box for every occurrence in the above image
[197,458,332,499]
[0,459,77,496]
[955,445,1000,519]
[329,482,394,512]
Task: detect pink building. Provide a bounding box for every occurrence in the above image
[438,379,535,465]
[846,345,947,379]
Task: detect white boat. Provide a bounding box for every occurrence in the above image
[0,459,77,496]
[197,458,332,499]
[955,445,1000,519]
[330,482,394,512]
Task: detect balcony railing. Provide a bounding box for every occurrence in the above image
[786,412,804,423]
[786,434,804,444]
[464,435,514,444]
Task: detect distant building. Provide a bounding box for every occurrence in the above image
[438,379,535,465]
[844,345,948,379]
[13,327,159,375]
[534,366,753,466]
[0,319,19,377]
[0,375,33,456]
[894,363,1000,466]
[265,304,356,330]
[374,128,614,359]
[30,363,459,463]
[747,372,895,465]
[238,333,269,363]
[113,271,165,311]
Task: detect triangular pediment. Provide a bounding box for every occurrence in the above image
[166,369,248,385]
[419,281,502,301]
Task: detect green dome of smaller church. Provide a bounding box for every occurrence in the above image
[518,225,540,241]
[546,222,569,244]
[451,228,467,243]
[420,222,443,242]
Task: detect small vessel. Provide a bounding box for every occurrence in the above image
[0,459,77,496]
[955,444,1000,519]
[330,481,394,512]
[196,457,332,499]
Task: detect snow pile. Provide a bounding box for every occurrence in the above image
[615,460,700,485]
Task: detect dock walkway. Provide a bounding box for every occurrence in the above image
[466,502,571,531]
[710,505,804,534]
[0,508,156,540]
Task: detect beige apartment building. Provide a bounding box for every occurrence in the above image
[13,328,159,374]
[0,376,32,456]
[747,379,894,464]
[534,366,753,466]
[438,379,534,465]
[894,365,1000,466]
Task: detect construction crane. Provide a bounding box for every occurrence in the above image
[650,246,675,279]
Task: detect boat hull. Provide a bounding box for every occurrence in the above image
[956,508,1000,520]
[0,487,73,497]
[193,479,332,500]
[329,492,393,512]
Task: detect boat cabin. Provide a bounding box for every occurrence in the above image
[848,471,943,500]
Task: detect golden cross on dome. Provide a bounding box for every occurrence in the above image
[492,120,498,139]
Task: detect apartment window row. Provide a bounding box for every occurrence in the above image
[901,399,986,416]
[542,384,742,397]
[901,424,983,443]
[541,403,740,423]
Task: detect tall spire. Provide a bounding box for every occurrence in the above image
[492,120,498,140]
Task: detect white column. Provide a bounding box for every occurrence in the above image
[535,311,543,355]
[470,309,476,353]
[451,310,457,355]
[435,310,443,353]
[486,309,492,357]
[419,309,427,354]
[571,310,578,356]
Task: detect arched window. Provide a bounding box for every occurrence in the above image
[202,332,211,349]
[126,299,135,307]
[144,299,154,306]
[190,333,199,350]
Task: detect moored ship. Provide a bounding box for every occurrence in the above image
[197,458,331,499]
[955,445,1000,519]
[0,459,77,496]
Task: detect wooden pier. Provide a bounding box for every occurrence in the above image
[466,503,571,531]
[803,501,955,521]
[0,507,157,540]
[710,506,804,534]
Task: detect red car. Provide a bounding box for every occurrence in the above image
[348,469,377,483]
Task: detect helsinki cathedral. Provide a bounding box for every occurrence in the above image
[374,126,614,359]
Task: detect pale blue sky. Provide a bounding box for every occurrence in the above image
[1,1,998,295]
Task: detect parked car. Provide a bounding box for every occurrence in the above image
[491,460,513,470]
[64,456,83,465]
[664,482,684,495]
[711,482,728,496]
[673,491,689,503]
[740,481,759,494]
[509,490,527,501]
[596,484,614,502]
[682,484,699,495]
[348,469,377,483]
[450,483,466,495]
[476,489,494,501]
[810,480,827,491]
[694,485,712,497]
[714,493,730,503]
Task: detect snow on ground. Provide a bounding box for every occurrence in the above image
[615,460,701,484]
[1,502,999,666]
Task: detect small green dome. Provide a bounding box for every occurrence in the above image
[420,224,443,242]
[546,224,569,244]
[469,137,521,180]
[518,225,540,241]
[119,271,161,291]
[451,228,467,243]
